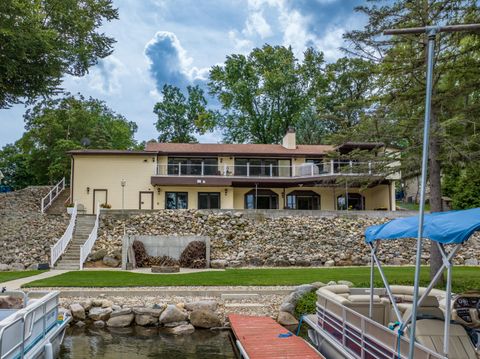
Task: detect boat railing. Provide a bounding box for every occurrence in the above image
[312,291,444,359]
[79,202,101,270]
[0,291,65,359]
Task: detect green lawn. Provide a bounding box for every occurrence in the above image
[23,267,479,292]
[396,201,431,211]
[0,270,46,284]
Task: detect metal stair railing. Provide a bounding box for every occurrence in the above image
[50,202,77,268]
[79,202,101,270]
[41,177,66,213]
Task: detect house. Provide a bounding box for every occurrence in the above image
[68,129,400,214]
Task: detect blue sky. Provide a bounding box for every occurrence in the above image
[0,0,366,146]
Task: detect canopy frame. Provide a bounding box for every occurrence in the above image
[368,240,463,358]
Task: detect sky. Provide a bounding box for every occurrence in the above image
[0,0,367,147]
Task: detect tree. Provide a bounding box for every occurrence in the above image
[0,95,137,187]
[153,84,216,143]
[344,0,480,281]
[0,0,118,108]
[208,45,327,144]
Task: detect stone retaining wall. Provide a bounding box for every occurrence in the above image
[92,210,480,267]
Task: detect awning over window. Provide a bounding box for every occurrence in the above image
[365,208,480,244]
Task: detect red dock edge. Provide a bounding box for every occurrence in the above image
[228,314,324,359]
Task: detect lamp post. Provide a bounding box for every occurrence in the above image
[121,179,126,235]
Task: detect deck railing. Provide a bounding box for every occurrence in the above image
[79,202,100,270]
[41,177,66,213]
[155,161,380,178]
[50,202,77,268]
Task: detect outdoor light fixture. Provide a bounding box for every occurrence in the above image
[157,187,161,194]
[224,189,228,196]
[121,179,126,211]
[86,187,90,194]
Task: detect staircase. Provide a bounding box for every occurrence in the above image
[55,215,96,270]
[46,189,70,215]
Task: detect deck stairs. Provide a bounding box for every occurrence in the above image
[55,215,96,270]
[45,189,70,215]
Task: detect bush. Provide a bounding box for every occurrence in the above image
[294,291,317,318]
[180,241,206,268]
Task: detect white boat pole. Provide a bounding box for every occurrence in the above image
[369,243,375,319]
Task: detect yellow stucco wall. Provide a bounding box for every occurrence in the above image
[72,155,157,213]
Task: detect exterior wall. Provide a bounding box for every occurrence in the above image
[72,155,156,214]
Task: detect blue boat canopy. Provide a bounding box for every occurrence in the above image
[365,208,480,244]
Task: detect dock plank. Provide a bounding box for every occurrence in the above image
[229,314,323,359]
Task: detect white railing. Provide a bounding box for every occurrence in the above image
[41,177,66,213]
[79,202,101,270]
[50,202,77,268]
[155,161,382,178]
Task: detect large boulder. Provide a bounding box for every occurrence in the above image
[184,300,218,312]
[189,309,222,328]
[167,324,195,335]
[88,307,112,321]
[90,249,108,261]
[279,302,295,315]
[210,260,227,269]
[159,305,187,324]
[70,303,86,321]
[9,262,24,271]
[107,314,134,327]
[110,308,132,317]
[0,264,10,271]
[135,314,158,326]
[277,311,298,326]
[103,256,120,267]
[133,307,164,317]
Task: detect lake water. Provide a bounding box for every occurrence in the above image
[60,326,237,359]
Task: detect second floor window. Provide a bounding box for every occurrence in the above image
[234,158,285,176]
[168,158,218,175]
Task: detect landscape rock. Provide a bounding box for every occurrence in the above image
[167,324,195,335]
[27,263,38,270]
[89,249,108,261]
[163,321,189,328]
[135,314,158,326]
[75,321,86,328]
[133,307,164,317]
[110,308,132,317]
[279,302,295,315]
[0,264,9,271]
[9,262,25,271]
[295,284,316,295]
[159,305,188,324]
[102,256,120,267]
[189,309,222,328]
[107,313,134,327]
[465,258,478,266]
[88,307,112,321]
[210,260,227,269]
[70,303,86,320]
[184,300,218,312]
[93,320,105,328]
[277,311,299,326]
[311,282,326,289]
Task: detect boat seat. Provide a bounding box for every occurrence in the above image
[406,319,477,359]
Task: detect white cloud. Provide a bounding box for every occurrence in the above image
[87,56,127,94]
[244,11,273,38]
[229,30,254,53]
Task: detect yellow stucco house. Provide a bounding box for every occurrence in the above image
[68,129,399,214]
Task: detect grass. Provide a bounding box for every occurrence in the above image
[396,201,431,211]
[23,267,479,292]
[0,270,46,284]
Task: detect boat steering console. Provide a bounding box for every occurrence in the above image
[453,292,480,328]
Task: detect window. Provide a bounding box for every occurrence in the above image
[165,192,188,209]
[234,158,285,176]
[286,190,320,210]
[244,189,278,209]
[198,192,220,209]
[167,158,218,175]
[306,159,325,174]
[337,193,365,210]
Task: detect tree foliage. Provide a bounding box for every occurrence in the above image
[0,95,137,188]
[0,0,118,108]
[209,45,327,144]
[153,84,216,143]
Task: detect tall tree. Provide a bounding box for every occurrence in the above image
[153,84,215,143]
[344,0,480,281]
[0,0,118,108]
[208,45,327,144]
[0,95,137,188]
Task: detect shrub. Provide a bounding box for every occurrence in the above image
[294,291,316,318]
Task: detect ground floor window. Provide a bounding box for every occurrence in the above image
[244,189,278,209]
[165,192,188,209]
[286,190,320,210]
[198,192,221,209]
[337,193,365,210]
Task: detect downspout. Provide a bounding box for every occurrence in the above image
[70,156,75,203]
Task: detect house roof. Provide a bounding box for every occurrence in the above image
[144,142,334,157]
[67,149,156,155]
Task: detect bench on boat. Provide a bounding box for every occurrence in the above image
[316,284,477,359]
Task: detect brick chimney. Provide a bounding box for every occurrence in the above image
[282,127,296,149]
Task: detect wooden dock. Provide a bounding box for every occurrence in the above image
[228,314,324,359]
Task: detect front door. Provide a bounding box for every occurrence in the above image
[93,189,107,214]
[139,191,153,210]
